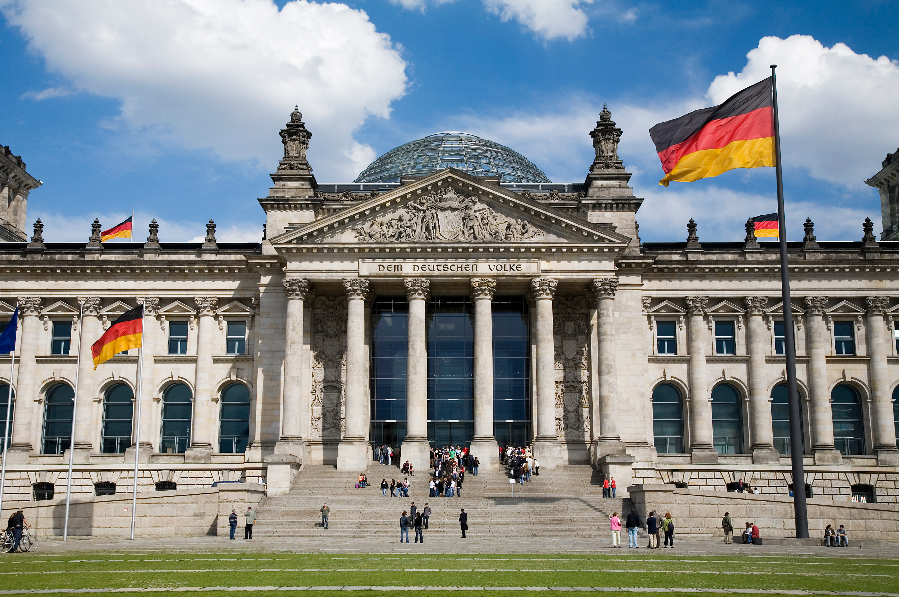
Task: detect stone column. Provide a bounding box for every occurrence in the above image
[470,278,498,471]
[276,278,313,461]
[401,278,430,474]
[186,297,217,462]
[128,297,158,462]
[805,296,841,464]
[530,277,563,468]
[71,297,101,461]
[866,297,899,465]
[7,297,41,460]
[745,296,779,463]
[337,279,372,470]
[686,296,717,463]
[592,277,626,458]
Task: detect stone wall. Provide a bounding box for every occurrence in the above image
[629,484,899,541]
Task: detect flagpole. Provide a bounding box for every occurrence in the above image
[63,303,85,541]
[0,350,15,519]
[130,211,134,244]
[130,344,144,540]
[771,64,809,539]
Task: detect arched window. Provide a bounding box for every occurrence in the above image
[893,386,899,451]
[832,384,865,455]
[101,383,133,454]
[712,384,744,454]
[42,384,74,454]
[771,384,804,455]
[652,383,684,454]
[160,383,192,454]
[219,383,250,454]
[0,383,14,451]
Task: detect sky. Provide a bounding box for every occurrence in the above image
[1,0,898,244]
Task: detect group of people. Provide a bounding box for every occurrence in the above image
[429,474,462,497]
[356,473,369,488]
[614,509,673,548]
[503,445,537,484]
[602,478,617,498]
[377,445,395,466]
[380,478,412,497]
[227,506,256,539]
[398,502,433,542]
[824,524,850,546]
[431,445,479,476]
[721,512,760,544]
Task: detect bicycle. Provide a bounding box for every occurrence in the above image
[1,527,35,553]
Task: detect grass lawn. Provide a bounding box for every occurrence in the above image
[1,552,897,595]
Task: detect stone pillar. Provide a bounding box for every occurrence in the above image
[337,278,372,470]
[400,278,430,473]
[71,297,101,461]
[805,296,841,464]
[686,296,717,463]
[127,297,158,463]
[592,277,626,459]
[866,297,899,465]
[186,297,217,462]
[530,277,563,468]
[276,278,313,461]
[470,278,498,471]
[7,297,41,460]
[745,296,779,463]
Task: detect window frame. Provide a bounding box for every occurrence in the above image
[711,383,745,455]
[655,320,677,356]
[773,320,786,356]
[50,320,72,355]
[714,320,736,356]
[833,320,856,356]
[168,320,189,355]
[100,383,134,454]
[651,383,685,454]
[225,320,247,355]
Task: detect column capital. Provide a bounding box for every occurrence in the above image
[283,278,314,301]
[529,277,558,300]
[685,296,709,315]
[77,297,102,316]
[194,296,219,315]
[16,297,41,316]
[137,297,160,316]
[866,296,889,315]
[591,277,618,299]
[470,277,496,300]
[344,278,371,300]
[404,277,430,301]
[804,296,828,315]
[743,295,769,315]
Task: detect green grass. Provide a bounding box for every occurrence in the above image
[1,553,897,595]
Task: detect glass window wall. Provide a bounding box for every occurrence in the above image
[493,296,530,447]
[712,383,744,454]
[42,383,74,454]
[832,384,865,455]
[652,383,684,454]
[370,298,408,450]
[771,383,804,455]
[101,383,133,453]
[427,297,473,446]
[0,383,13,451]
[219,383,250,453]
[160,383,192,454]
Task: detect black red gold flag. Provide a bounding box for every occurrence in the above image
[101,216,133,241]
[751,213,779,238]
[92,305,142,368]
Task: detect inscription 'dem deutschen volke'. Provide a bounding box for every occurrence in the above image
[359,260,540,276]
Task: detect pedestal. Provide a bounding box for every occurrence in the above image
[813,449,842,465]
[876,448,899,466]
[64,446,92,465]
[184,445,213,463]
[599,453,636,497]
[399,437,430,475]
[274,437,307,464]
[469,438,499,472]
[690,448,719,464]
[336,439,371,471]
[124,442,153,464]
[263,454,301,496]
[594,438,627,460]
[751,447,781,464]
[4,445,32,464]
[532,437,565,469]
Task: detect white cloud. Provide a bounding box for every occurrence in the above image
[20,86,74,101]
[708,35,899,190]
[482,0,594,40]
[1,0,408,181]
[387,0,455,12]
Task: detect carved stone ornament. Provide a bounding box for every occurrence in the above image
[553,295,591,436]
[744,218,760,249]
[146,219,161,248]
[353,186,544,243]
[866,296,889,315]
[404,278,430,301]
[863,217,878,245]
[31,219,44,244]
[310,296,347,439]
[202,219,218,250]
[685,296,709,315]
[195,297,219,315]
[470,278,496,300]
[744,296,769,315]
[591,277,618,300]
[137,297,160,316]
[283,278,314,301]
[343,278,370,301]
[277,106,313,173]
[685,219,700,249]
[77,297,101,316]
[641,296,652,314]
[588,104,624,172]
[17,297,42,316]
[87,218,102,247]
[804,296,828,315]
[529,277,558,301]
[803,218,817,245]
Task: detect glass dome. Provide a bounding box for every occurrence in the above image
[354,132,551,184]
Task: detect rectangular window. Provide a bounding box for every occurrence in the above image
[51,321,72,355]
[894,320,898,354]
[168,321,188,355]
[714,321,736,355]
[774,320,785,355]
[656,321,677,355]
[834,321,856,355]
[226,321,247,355]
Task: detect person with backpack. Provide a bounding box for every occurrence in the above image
[399,510,411,543]
[662,512,674,547]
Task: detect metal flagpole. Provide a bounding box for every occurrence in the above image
[130,344,144,540]
[63,303,85,541]
[130,211,134,244]
[0,350,16,518]
[771,64,809,538]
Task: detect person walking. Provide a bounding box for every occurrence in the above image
[459,508,468,538]
[399,510,411,543]
[414,512,424,543]
[228,509,238,540]
[663,512,674,548]
[7,509,26,553]
[320,503,330,529]
[244,506,256,540]
[423,503,431,529]
[722,511,733,544]
[609,512,621,548]
[625,509,640,548]
[646,511,658,549]
[390,479,397,497]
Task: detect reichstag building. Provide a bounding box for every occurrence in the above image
[1,106,899,503]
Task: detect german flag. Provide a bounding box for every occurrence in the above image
[752,213,779,238]
[101,216,132,241]
[92,305,142,369]
[650,77,774,186]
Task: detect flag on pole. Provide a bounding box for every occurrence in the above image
[0,308,18,354]
[751,213,779,238]
[101,216,133,241]
[92,305,143,368]
[649,77,774,186]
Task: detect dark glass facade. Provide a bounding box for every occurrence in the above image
[652,383,684,454]
[427,297,474,446]
[160,383,192,454]
[219,383,250,453]
[101,383,133,454]
[492,297,530,447]
[832,384,865,455]
[370,297,408,449]
[771,383,804,455]
[711,383,744,454]
[42,383,74,454]
[0,384,13,451]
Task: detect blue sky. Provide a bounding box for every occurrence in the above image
[2,0,897,243]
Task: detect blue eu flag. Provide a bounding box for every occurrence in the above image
[0,308,18,354]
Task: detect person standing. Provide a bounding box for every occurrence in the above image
[387,446,393,466]
[410,502,418,521]
[473,457,480,476]
[381,478,388,497]
[399,510,410,543]
[459,508,468,538]
[423,503,431,529]
[603,478,610,498]
[609,512,621,548]
[646,511,658,548]
[320,503,330,529]
[414,512,424,543]
[722,511,733,544]
[610,478,617,498]
[244,507,256,540]
[663,512,674,548]
[625,509,640,548]
[8,509,26,552]
[457,470,464,498]
[228,509,238,540]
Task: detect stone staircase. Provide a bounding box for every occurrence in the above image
[254,464,644,542]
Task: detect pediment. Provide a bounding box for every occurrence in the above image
[158,300,197,316]
[646,300,686,315]
[0,300,14,315]
[270,168,630,248]
[707,300,745,315]
[100,301,134,316]
[765,301,804,315]
[41,300,78,316]
[827,300,864,315]
[216,300,253,316]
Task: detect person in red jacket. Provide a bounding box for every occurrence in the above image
[610,478,617,498]
[603,478,610,498]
